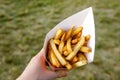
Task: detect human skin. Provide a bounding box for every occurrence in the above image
[17,49,67,80]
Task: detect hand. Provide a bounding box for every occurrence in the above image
[17,49,67,80]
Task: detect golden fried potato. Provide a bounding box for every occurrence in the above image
[71,38,79,44]
[63,50,69,56]
[50,50,61,68]
[47,26,91,70]
[54,28,63,40]
[73,31,82,39]
[72,26,83,36]
[67,38,72,52]
[65,27,74,41]
[66,37,85,61]
[58,41,64,54]
[73,53,87,67]
[80,46,91,53]
[50,39,67,66]
[71,56,78,63]
[53,39,60,45]
[85,34,91,41]
[61,31,66,41]
[63,44,67,52]
[65,62,72,70]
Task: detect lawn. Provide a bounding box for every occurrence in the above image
[0,0,120,80]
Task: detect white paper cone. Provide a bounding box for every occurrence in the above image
[43,7,95,67]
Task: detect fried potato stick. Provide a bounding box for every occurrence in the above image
[50,39,67,66]
[61,31,66,41]
[71,56,78,63]
[50,50,61,68]
[53,39,60,45]
[66,37,85,60]
[54,28,63,40]
[63,44,67,52]
[65,27,74,41]
[80,46,91,53]
[63,50,69,56]
[67,38,72,52]
[65,62,72,70]
[71,38,78,44]
[73,31,82,39]
[72,26,83,36]
[58,41,64,54]
[85,34,91,41]
[73,53,87,67]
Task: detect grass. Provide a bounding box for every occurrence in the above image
[0,0,120,80]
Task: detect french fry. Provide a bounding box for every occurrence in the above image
[65,62,72,70]
[78,53,87,61]
[71,45,75,49]
[67,38,72,52]
[80,46,91,53]
[63,50,69,56]
[71,38,78,44]
[71,56,78,63]
[54,28,63,40]
[58,41,64,54]
[73,53,87,67]
[61,31,66,41]
[47,26,91,70]
[65,26,74,41]
[84,41,88,46]
[50,50,61,68]
[48,44,61,68]
[73,31,82,39]
[63,44,67,51]
[73,60,87,67]
[84,35,91,46]
[72,26,83,36]
[50,39,67,66]
[53,39,60,45]
[85,34,91,41]
[66,37,85,61]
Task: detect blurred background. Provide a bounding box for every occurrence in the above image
[0,0,120,80]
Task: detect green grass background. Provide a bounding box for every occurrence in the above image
[0,0,120,80]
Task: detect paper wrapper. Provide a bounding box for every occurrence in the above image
[41,7,95,71]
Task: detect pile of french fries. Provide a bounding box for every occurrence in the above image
[47,26,91,70]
